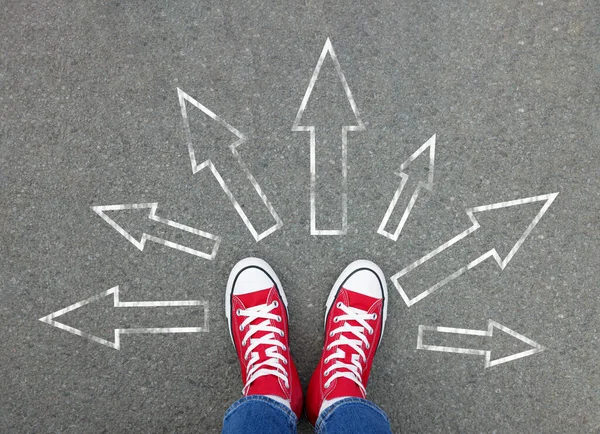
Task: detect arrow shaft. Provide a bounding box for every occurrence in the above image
[208,158,283,242]
[378,174,420,241]
[114,301,209,349]
[417,324,490,356]
[392,223,484,306]
[309,127,350,235]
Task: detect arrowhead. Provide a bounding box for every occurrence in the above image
[397,134,436,190]
[292,38,364,130]
[177,88,245,174]
[39,287,120,349]
[486,320,545,367]
[467,192,558,269]
[92,203,157,250]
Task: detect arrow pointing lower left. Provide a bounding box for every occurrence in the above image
[39,287,209,350]
[92,203,220,260]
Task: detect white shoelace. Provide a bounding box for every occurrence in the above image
[237,300,289,395]
[323,302,377,395]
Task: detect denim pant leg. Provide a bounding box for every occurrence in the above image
[315,397,393,434]
[222,395,298,434]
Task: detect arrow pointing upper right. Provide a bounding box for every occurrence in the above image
[378,134,436,241]
[392,192,559,307]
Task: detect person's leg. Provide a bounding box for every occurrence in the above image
[222,395,297,434]
[305,260,393,433]
[222,257,303,433]
[314,397,392,434]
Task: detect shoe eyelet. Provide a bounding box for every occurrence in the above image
[333,317,339,323]
[336,302,343,308]
[366,343,370,349]
[236,309,242,316]
[324,371,329,376]
[329,332,334,337]
[372,313,377,320]
[239,325,244,331]
[277,315,282,322]
[273,300,279,308]
[242,340,246,347]
[324,382,330,389]
[283,359,288,365]
[280,331,285,337]
[282,345,286,351]
[369,329,374,335]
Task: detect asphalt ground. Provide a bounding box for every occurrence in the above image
[1,1,599,432]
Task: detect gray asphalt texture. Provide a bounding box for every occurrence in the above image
[1,1,599,433]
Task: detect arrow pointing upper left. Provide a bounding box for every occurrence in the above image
[178,88,283,242]
[39,286,209,350]
[92,203,220,260]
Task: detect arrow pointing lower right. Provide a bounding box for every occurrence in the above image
[392,192,558,307]
[417,320,545,368]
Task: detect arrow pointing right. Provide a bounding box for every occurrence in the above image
[417,320,545,368]
[378,134,436,241]
[392,192,558,307]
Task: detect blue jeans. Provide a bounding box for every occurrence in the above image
[222,395,393,434]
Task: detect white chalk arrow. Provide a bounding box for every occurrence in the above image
[417,320,545,368]
[292,38,365,235]
[39,286,209,350]
[178,88,283,242]
[378,134,436,241]
[392,192,558,307]
[92,203,220,260]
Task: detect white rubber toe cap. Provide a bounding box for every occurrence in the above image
[232,267,274,295]
[343,268,384,298]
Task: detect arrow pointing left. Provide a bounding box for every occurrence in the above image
[92,203,220,260]
[39,286,209,350]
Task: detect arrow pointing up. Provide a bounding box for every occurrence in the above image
[292,38,365,235]
[178,88,283,242]
[392,192,558,307]
[378,134,436,241]
[39,286,209,350]
[417,320,545,368]
[92,203,220,260]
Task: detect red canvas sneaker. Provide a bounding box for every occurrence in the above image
[306,260,388,426]
[225,257,303,419]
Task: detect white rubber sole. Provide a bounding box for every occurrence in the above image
[225,257,288,344]
[324,259,388,347]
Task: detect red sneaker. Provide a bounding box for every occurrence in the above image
[306,260,388,426]
[225,257,303,419]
